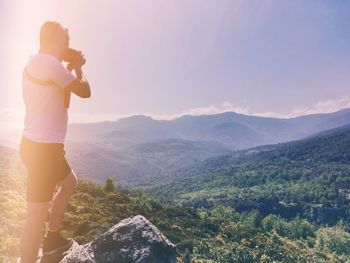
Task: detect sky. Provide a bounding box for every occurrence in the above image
[1,0,350,133]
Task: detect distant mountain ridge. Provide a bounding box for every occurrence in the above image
[1,108,350,188]
[67,108,350,150]
[64,137,231,186]
[63,108,350,186]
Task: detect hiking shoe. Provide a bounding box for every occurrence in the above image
[42,231,73,256]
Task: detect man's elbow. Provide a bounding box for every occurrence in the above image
[83,90,91,98]
[81,83,91,98]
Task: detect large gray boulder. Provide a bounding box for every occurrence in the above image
[38,215,176,263]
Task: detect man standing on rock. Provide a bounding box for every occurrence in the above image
[18,21,91,263]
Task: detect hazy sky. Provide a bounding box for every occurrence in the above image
[1,0,350,131]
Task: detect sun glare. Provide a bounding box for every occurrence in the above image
[4,0,84,134]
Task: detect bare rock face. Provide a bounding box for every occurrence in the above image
[38,215,176,263]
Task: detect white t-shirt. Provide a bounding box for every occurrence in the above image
[22,53,76,144]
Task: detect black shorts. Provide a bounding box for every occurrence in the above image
[19,136,72,202]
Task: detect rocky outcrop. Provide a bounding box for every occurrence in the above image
[38,215,176,263]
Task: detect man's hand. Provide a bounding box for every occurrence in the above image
[67,51,86,72]
[64,50,90,98]
[74,67,83,81]
[73,51,86,67]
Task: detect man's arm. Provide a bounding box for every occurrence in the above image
[66,67,91,98]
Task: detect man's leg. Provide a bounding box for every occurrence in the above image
[48,170,77,231]
[20,201,50,263]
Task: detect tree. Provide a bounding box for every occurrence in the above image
[104,177,115,192]
[183,248,192,263]
[315,225,350,256]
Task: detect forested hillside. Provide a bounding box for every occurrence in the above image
[1,171,350,262]
[147,124,350,228]
[1,122,350,262]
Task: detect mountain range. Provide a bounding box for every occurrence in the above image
[1,108,350,187]
[67,108,350,150]
[64,108,350,186]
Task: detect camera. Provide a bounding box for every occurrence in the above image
[63,48,85,72]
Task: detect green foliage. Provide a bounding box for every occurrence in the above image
[1,171,350,262]
[262,214,316,240]
[182,248,191,263]
[64,181,345,262]
[0,171,25,262]
[103,177,116,192]
[315,225,350,256]
[146,126,350,230]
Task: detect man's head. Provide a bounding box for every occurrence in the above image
[39,21,69,60]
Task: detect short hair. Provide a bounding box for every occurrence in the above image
[40,21,66,48]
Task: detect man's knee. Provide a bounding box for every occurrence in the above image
[69,169,78,187]
[59,170,78,193]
